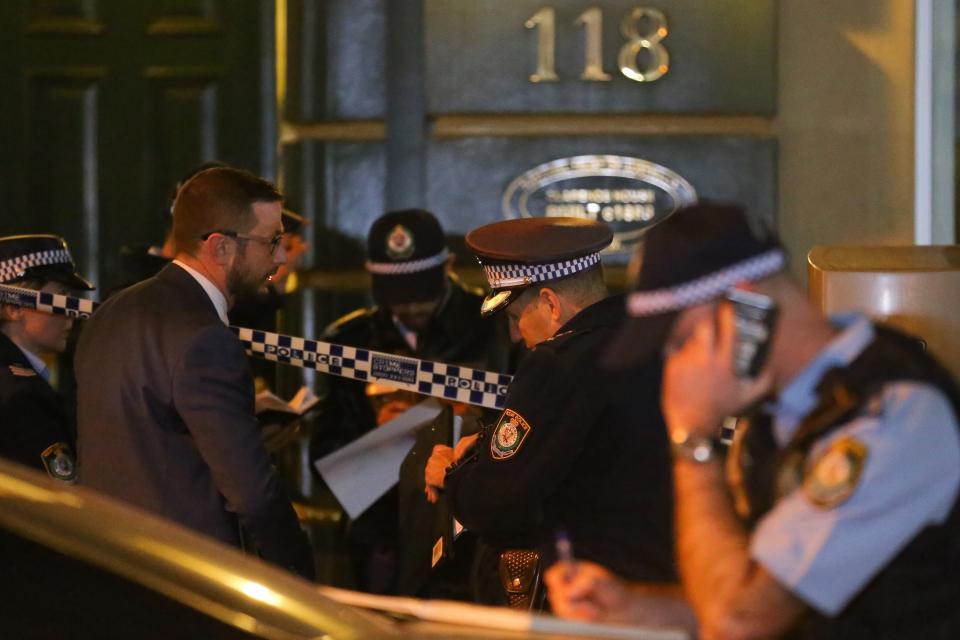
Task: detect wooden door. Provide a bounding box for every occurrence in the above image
[0,0,274,291]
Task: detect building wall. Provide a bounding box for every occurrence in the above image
[778,0,916,280]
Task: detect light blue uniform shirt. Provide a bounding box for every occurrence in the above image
[750,314,960,615]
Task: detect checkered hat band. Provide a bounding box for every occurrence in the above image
[0,249,73,283]
[626,249,787,317]
[0,283,512,410]
[483,252,602,289]
[366,249,449,275]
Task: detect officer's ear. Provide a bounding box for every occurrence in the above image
[537,287,563,322]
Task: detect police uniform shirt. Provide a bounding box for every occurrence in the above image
[445,294,677,583]
[750,314,960,615]
[0,332,78,482]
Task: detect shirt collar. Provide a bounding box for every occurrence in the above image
[172,260,229,325]
[772,313,875,445]
[11,339,50,382]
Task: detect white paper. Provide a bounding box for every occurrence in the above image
[317,586,689,640]
[315,400,443,519]
[255,385,319,417]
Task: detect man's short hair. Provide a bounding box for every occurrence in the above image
[172,167,282,255]
[517,264,608,310]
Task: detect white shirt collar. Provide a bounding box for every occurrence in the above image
[172,260,229,325]
[11,339,50,382]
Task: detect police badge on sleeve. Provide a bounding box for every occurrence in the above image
[803,436,868,508]
[40,442,78,484]
[490,409,531,461]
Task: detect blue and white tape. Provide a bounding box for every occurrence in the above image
[0,282,512,410]
[0,283,98,318]
[235,328,510,409]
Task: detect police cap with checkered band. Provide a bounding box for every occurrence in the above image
[604,202,787,368]
[0,234,95,290]
[366,209,449,306]
[467,217,613,316]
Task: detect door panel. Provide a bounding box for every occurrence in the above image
[0,0,272,291]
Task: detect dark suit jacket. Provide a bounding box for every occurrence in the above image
[0,332,76,477]
[75,263,313,578]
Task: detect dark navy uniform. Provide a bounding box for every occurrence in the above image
[313,209,514,596]
[445,294,676,591]
[0,332,77,481]
[0,234,94,482]
[315,275,512,594]
[441,216,677,606]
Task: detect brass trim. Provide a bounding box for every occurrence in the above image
[279,120,386,144]
[146,18,222,36]
[280,114,774,143]
[25,66,107,79]
[143,66,226,80]
[26,18,105,35]
[432,113,777,138]
[298,265,631,293]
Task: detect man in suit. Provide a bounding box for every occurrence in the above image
[0,234,95,482]
[75,166,314,579]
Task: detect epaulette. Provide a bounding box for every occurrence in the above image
[540,328,580,345]
[322,306,380,337]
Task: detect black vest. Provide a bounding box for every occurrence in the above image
[729,326,960,639]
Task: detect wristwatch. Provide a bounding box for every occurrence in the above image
[670,429,724,463]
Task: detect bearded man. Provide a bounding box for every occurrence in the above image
[75,166,314,579]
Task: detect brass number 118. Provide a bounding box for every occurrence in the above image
[525,6,669,83]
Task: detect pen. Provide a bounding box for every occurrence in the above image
[554,528,577,581]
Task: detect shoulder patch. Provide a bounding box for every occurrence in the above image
[490,409,532,461]
[40,443,78,484]
[803,436,867,509]
[8,364,37,377]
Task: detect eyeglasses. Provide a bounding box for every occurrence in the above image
[200,229,284,254]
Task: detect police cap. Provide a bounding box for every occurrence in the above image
[281,208,307,235]
[467,217,613,316]
[604,202,786,368]
[365,209,449,306]
[0,234,95,291]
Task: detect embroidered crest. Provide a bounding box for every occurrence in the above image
[8,363,36,377]
[803,437,867,508]
[491,409,532,460]
[40,442,77,484]
[386,224,415,260]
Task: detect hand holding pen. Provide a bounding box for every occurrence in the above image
[545,532,631,622]
[554,529,577,582]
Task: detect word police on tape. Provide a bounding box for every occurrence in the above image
[0,282,512,410]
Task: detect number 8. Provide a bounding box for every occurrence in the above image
[618,8,669,82]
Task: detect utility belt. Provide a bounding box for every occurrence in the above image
[0,283,511,410]
[472,541,545,611]
[499,548,545,610]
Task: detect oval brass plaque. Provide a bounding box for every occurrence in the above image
[501,155,697,254]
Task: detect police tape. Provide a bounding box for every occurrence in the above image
[235,328,510,409]
[0,282,511,410]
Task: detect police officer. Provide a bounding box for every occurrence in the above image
[314,208,512,595]
[0,235,95,482]
[431,217,678,607]
[546,203,960,638]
